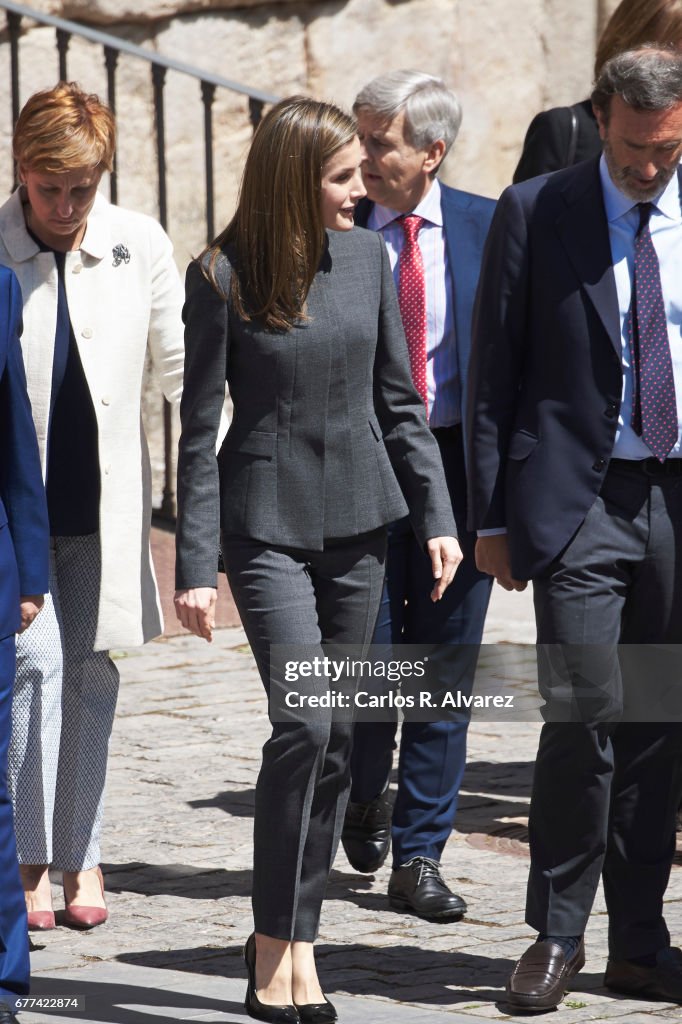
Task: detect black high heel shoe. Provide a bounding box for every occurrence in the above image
[244,933,301,1024]
[294,997,338,1023]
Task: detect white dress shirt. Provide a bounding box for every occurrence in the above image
[368,179,459,428]
[479,158,682,538]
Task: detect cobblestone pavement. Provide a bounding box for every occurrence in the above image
[21,584,682,1024]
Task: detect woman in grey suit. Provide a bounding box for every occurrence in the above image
[175,97,459,1024]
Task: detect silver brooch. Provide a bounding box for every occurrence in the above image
[112,243,130,267]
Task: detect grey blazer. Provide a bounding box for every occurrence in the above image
[175,227,456,588]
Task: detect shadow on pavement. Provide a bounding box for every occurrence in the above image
[461,759,534,799]
[454,759,533,845]
[187,788,255,817]
[30,975,243,1023]
[116,941,518,1007]
[179,760,538,852]
[101,863,379,903]
[101,862,253,898]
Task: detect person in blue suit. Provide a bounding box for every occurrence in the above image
[0,264,49,1024]
[341,70,495,920]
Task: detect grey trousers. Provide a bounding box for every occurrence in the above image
[528,462,682,958]
[8,535,120,871]
[223,530,386,941]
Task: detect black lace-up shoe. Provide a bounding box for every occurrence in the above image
[388,856,467,920]
[341,790,392,873]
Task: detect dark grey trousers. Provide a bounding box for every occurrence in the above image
[222,530,386,941]
[528,462,682,958]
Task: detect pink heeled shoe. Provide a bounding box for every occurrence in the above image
[27,910,56,931]
[22,865,55,931]
[63,866,108,930]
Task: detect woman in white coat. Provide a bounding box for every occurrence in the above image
[2,82,184,929]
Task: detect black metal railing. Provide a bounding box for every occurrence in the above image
[1,0,278,517]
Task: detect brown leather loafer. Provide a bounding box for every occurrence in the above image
[504,938,585,1012]
[605,946,682,1002]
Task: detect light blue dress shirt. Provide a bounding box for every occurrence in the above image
[367,179,460,429]
[600,155,682,459]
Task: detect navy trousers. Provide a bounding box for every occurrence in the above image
[349,426,493,866]
[0,633,29,1011]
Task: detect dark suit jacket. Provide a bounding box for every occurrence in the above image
[513,99,602,184]
[176,227,456,589]
[0,265,49,637]
[354,183,496,446]
[466,157,664,580]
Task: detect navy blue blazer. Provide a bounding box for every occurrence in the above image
[0,265,49,637]
[355,182,495,445]
[466,158,677,580]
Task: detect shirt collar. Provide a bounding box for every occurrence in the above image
[370,178,443,230]
[0,188,111,262]
[599,152,681,225]
[79,191,111,259]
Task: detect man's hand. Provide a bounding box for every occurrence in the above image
[475,535,527,591]
[426,536,463,602]
[18,595,44,634]
[174,587,218,642]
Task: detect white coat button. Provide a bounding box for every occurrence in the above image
[101,396,111,406]
[72,263,83,274]
[104,464,111,475]
[81,327,93,339]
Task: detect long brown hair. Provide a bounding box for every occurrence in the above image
[202,96,357,332]
[596,0,682,76]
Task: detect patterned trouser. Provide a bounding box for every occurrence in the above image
[8,534,120,871]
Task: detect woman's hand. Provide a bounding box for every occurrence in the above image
[18,595,44,634]
[425,537,462,602]
[174,587,217,642]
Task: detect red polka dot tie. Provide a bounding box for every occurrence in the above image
[630,202,677,461]
[398,214,428,413]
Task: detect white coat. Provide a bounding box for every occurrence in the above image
[0,188,184,650]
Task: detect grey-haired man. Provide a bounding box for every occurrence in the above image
[341,70,494,921]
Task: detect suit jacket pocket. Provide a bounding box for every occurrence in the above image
[508,429,538,461]
[222,429,276,459]
[0,519,20,638]
[369,414,383,442]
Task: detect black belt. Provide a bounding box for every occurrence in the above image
[431,424,462,439]
[609,457,682,477]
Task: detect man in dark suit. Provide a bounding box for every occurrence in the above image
[341,70,494,920]
[468,46,682,1011]
[0,265,49,1024]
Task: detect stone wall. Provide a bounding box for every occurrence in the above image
[0,0,604,506]
[1,0,604,252]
